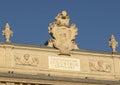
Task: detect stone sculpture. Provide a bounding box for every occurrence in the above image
[89,60,111,73]
[109,34,118,53]
[14,54,39,66]
[2,23,13,42]
[46,10,79,55]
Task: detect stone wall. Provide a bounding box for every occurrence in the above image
[0,43,120,85]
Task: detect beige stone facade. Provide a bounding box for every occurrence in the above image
[0,42,120,85]
[0,11,120,85]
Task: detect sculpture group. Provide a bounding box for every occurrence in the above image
[0,10,119,54]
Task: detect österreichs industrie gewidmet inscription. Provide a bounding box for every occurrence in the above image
[48,56,80,71]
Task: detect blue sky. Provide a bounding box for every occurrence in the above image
[0,0,120,52]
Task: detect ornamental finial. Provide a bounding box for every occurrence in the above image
[109,34,118,53]
[2,23,13,42]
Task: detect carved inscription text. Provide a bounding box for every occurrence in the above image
[48,56,80,71]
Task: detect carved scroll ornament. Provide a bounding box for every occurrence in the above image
[46,11,79,55]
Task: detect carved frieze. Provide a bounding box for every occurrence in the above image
[89,60,111,73]
[14,54,39,66]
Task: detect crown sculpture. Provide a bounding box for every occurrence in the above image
[46,10,79,55]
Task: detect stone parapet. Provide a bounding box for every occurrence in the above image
[0,42,120,85]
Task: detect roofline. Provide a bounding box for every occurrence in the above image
[0,41,120,55]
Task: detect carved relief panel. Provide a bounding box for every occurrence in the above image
[89,60,112,73]
[14,54,39,66]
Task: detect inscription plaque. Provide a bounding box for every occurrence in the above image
[48,56,80,71]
